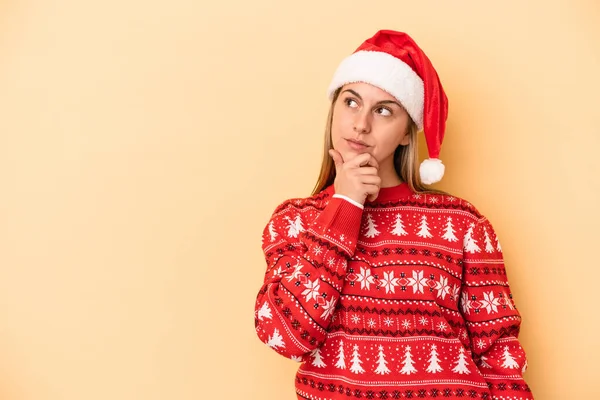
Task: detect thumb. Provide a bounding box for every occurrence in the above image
[328,149,344,170]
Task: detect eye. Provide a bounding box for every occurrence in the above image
[344,98,359,108]
[375,107,392,116]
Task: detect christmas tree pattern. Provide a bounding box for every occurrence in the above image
[463,223,481,253]
[257,302,272,321]
[310,348,326,368]
[374,345,391,375]
[479,355,493,369]
[426,344,443,373]
[441,217,458,242]
[399,345,417,375]
[501,346,520,369]
[285,216,300,238]
[496,235,503,252]
[268,221,278,242]
[452,346,470,374]
[335,340,346,369]
[349,345,365,374]
[483,227,495,253]
[391,213,408,236]
[267,328,285,349]
[416,215,433,238]
[294,215,305,235]
[364,214,380,238]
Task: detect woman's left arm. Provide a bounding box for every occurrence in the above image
[460,216,535,399]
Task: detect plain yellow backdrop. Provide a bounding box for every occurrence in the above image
[1,1,599,399]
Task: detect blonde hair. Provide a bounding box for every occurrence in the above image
[311,87,448,196]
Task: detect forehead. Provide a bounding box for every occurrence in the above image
[341,82,397,101]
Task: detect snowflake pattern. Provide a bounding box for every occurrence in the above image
[301,279,321,302]
[419,317,429,326]
[401,319,412,329]
[351,315,361,324]
[356,267,376,290]
[320,297,337,320]
[367,318,376,329]
[437,322,448,331]
[380,271,400,294]
[407,270,428,294]
[383,317,394,327]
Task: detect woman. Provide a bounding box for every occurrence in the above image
[254,30,534,400]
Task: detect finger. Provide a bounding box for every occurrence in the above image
[328,149,344,170]
[364,184,380,202]
[348,153,379,169]
[355,167,379,176]
[360,175,382,186]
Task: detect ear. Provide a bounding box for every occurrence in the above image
[399,133,410,146]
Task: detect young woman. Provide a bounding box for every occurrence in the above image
[254,30,534,400]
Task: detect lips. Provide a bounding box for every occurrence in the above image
[346,138,370,151]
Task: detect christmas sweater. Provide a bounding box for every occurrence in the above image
[254,183,533,400]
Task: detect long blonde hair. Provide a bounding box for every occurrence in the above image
[311,87,448,196]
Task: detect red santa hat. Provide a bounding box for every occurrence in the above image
[327,30,448,185]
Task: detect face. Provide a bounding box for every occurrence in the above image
[331,82,411,169]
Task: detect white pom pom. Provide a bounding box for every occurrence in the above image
[420,158,445,185]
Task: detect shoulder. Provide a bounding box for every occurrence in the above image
[272,185,334,214]
[407,190,485,220]
[269,185,335,218]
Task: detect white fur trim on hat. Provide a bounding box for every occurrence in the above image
[327,50,425,130]
[419,158,445,185]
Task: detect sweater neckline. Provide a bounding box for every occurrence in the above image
[326,181,413,204]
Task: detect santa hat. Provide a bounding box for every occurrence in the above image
[327,30,448,185]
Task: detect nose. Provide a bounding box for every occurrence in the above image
[353,109,371,134]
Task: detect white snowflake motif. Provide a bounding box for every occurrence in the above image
[301,279,321,302]
[460,292,472,315]
[413,194,422,199]
[327,257,336,267]
[294,199,302,206]
[320,297,337,320]
[407,270,428,294]
[460,330,469,341]
[285,262,304,282]
[450,285,460,301]
[419,316,429,326]
[380,271,400,294]
[383,317,394,327]
[401,319,412,330]
[437,322,448,331]
[313,246,323,256]
[350,314,361,324]
[356,267,376,290]
[447,196,456,202]
[339,234,345,242]
[272,266,283,277]
[367,318,377,329]
[435,275,451,300]
[429,196,439,204]
[476,339,487,350]
[481,291,501,314]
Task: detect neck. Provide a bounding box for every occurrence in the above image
[378,158,403,188]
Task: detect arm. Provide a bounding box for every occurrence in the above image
[254,195,363,359]
[460,216,534,399]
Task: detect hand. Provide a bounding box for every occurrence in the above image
[329,149,381,204]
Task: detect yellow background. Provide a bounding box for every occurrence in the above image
[1,1,599,399]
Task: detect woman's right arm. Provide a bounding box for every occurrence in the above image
[254,195,363,359]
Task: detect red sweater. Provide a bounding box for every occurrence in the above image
[254,183,534,400]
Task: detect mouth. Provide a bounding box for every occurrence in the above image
[346,138,370,150]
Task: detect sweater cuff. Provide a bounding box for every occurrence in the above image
[308,196,363,257]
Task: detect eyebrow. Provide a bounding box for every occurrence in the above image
[341,89,403,108]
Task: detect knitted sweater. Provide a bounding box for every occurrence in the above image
[254,183,534,400]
